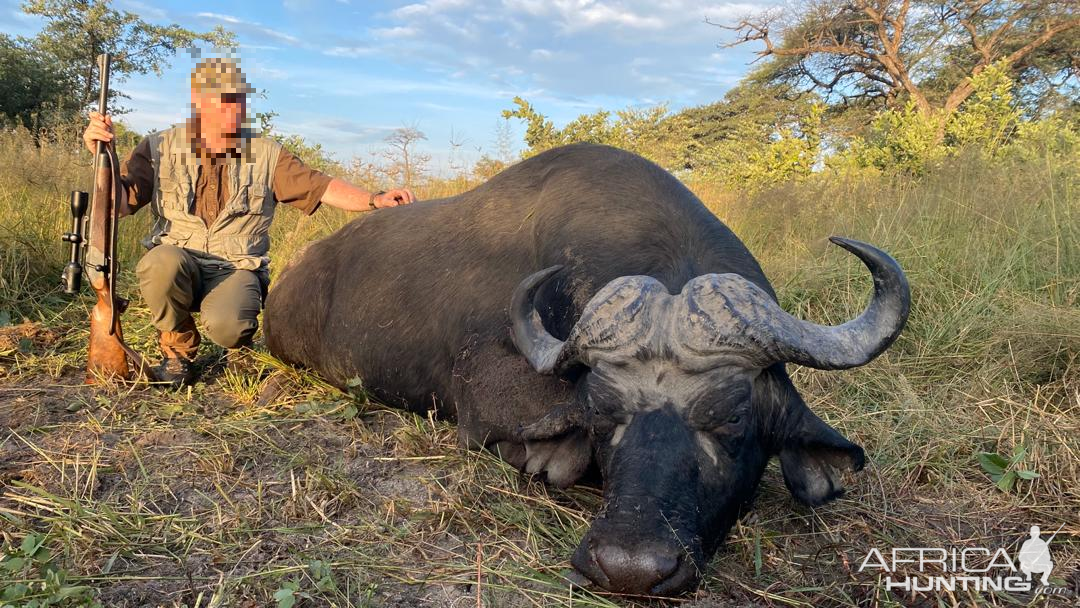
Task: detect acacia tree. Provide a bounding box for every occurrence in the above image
[382,126,431,187]
[715,0,1078,117]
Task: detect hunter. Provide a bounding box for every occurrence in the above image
[81,57,415,388]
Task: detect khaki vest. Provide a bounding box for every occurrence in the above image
[142,124,282,272]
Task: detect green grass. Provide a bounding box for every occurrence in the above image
[0,127,1077,607]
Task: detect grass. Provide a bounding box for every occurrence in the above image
[0,127,1077,607]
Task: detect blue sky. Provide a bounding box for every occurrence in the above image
[1,0,774,173]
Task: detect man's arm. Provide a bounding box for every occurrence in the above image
[82,111,152,217]
[118,138,154,217]
[272,147,415,215]
[320,179,416,212]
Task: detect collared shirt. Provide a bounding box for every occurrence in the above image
[119,128,334,226]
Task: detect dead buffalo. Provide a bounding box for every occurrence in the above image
[263,143,910,596]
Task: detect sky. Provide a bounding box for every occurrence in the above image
[0,0,776,174]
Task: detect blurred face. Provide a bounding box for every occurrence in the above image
[191,91,246,138]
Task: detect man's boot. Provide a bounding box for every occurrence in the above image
[155,356,197,389]
[155,318,201,389]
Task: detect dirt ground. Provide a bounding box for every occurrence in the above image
[1,322,1078,608]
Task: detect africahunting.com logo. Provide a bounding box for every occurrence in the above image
[858,525,1072,597]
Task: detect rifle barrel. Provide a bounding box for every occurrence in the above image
[97,53,110,114]
[93,53,111,171]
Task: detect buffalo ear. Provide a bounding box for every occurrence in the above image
[778,409,865,506]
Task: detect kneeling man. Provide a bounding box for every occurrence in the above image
[82,57,415,387]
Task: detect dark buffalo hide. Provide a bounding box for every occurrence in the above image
[264,143,909,596]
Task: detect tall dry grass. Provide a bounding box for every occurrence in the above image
[0,126,1077,606]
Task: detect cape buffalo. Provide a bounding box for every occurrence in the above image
[263,143,910,596]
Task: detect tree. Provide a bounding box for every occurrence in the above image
[21,0,234,119]
[501,97,694,170]
[668,81,828,174]
[382,126,431,186]
[501,96,560,153]
[0,34,68,130]
[715,0,1078,118]
[472,155,507,180]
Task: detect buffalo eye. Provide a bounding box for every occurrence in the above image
[691,380,751,432]
[709,411,747,434]
[584,392,626,434]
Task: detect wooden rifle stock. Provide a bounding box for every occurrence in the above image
[82,52,156,384]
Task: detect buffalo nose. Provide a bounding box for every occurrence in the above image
[590,541,682,594]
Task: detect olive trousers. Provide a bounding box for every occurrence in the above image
[135,244,269,360]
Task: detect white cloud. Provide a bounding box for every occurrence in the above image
[195,11,241,23]
[274,116,401,151]
[391,0,470,19]
[324,46,377,58]
[238,43,285,51]
[195,12,301,46]
[288,67,529,101]
[371,26,418,38]
[110,0,778,164]
[498,0,756,33]
[358,0,777,105]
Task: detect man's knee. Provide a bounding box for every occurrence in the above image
[201,310,258,349]
[137,245,194,290]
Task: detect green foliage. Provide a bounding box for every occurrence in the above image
[108,118,141,149]
[0,533,99,607]
[836,101,948,175]
[501,97,689,170]
[675,89,805,181]
[0,34,69,132]
[500,96,559,153]
[272,560,340,608]
[272,580,300,608]
[1007,116,1080,161]
[503,82,839,190]
[0,0,233,132]
[944,61,1023,154]
[978,445,1040,493]
[504,73,1075,187]
[731,102,824,190]
[834,64,1076,175]
[0,115,1077,606]
[723,0,1078,125]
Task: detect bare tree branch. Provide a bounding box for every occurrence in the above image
[712,0,1078,117]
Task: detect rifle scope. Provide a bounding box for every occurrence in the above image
[62,190,89,294]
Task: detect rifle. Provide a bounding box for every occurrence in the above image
[62,52,156,384]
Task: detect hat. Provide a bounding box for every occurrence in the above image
[191,57,254,96]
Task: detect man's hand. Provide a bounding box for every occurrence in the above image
[83,111,114,154]
[372,188,416,208]
[321,179,417,212]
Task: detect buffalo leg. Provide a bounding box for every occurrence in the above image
[450,340,591,488]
